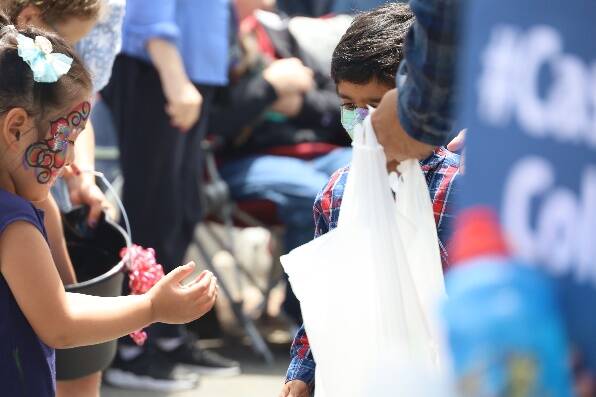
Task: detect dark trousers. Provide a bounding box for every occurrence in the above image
[102,55,215,340]
[102,55,215,270]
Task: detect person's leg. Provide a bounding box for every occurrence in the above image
[219,154,336,323]
[310,147,353,177]
[100,55,199,391]
[102,56,188,269]
[219,154,333,249]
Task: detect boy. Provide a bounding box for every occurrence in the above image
[280,4,461,396]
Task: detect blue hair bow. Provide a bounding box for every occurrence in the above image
[16,34,73,83]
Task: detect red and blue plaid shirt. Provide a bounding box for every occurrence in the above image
[286,147,461,385]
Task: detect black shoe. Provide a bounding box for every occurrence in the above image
[104,347,199,392]
[163,342,241,377]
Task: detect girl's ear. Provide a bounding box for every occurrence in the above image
[1,108,31,150]
[16,4,45,29]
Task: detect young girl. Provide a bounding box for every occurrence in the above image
[0,18,218,397]
[1,2,118,395]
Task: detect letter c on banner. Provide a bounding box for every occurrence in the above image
[502,156,554,262]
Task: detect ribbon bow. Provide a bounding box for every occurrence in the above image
[16,34,73,83]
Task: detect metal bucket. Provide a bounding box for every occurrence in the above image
[55,207,128,380]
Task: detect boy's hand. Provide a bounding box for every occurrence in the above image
[279,380,310,397]
[447,129,466,152]
[372,89,435,162]
[264,58,314,97]
[148,263,218,324]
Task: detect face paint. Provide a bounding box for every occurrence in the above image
[340,106,369,140]
[23,101,91,184]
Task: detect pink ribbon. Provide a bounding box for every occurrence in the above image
[120,245,165,345]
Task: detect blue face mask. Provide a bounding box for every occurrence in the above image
[341,107,369,140]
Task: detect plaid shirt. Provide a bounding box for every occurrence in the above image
[286,147,461,385]
[397,0,460,147]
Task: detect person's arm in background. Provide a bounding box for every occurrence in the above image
[291,63,342,132]
[148,38,203,132]
[210,70,279,142]
[210,58,313,142]
[121,0,202,133]
[56,0,128,228]
[372,0,460,162]
[62,121,110,226]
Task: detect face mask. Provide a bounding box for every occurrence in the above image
[341,106,369,140]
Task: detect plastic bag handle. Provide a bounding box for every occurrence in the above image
[352,112,382,150]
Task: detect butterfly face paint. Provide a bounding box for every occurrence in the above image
[24,101,91,184]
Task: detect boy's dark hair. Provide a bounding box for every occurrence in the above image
[331,3,414,87]
[0,11,92,135]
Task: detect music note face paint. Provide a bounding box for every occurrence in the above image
[23,101,91,184]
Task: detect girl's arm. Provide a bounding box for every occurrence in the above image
[0,221,217,349]
[36,195,76,285]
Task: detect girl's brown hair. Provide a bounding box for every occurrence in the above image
[2,0,101,25]
[0,11,92,134]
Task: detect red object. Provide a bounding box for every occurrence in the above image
[448,206,510,266]
[262,143,343,160]
[120,245,166,345]
[240,15,277,61]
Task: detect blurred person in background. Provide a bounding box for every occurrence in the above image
[276,0,396,17]
[276,0,333,17]
[211,0,352,325]
[331,0,397,14]
[100,0,240,392]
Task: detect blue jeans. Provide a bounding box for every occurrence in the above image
[219,148,353,322]
[219,148,352,251]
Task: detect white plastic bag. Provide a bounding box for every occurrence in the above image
[281,116,446,397]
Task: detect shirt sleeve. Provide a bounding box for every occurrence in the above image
[313,186,330,239]
[123,0,180,56]
[397,0,461,146]
[286,325,316,385]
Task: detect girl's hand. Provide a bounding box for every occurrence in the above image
[147,263,218,324]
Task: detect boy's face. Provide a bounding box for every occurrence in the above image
[337,80,394,138]
[338,80,394,110]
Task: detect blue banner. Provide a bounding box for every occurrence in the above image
[458,0,596,371]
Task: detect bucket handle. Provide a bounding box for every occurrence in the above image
[81,170,133,253]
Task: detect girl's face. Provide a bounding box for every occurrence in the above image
[4,98,91,202]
